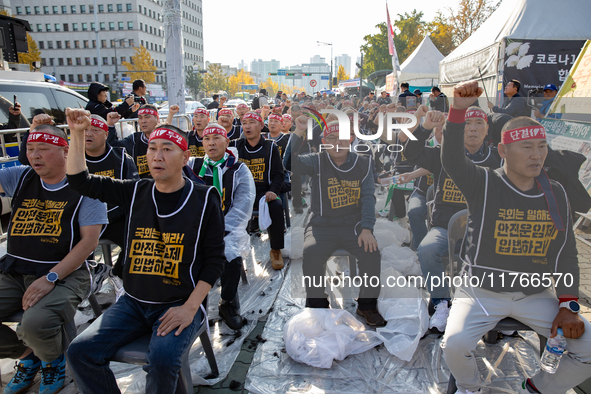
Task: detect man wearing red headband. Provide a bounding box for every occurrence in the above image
[0,121,106,394]
[218,108,239,140]
[65,108,226,393]
[86,114,139,289]
[403,105,500,334]
[107,104,161,178]
[264,113,290,159]
[188,124,255,330]
[232,111,285,269]
[441,81,591,394]
[290,118,385,327]
[231,103,249,139]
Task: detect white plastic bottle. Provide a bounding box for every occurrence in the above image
[540,328,567,374]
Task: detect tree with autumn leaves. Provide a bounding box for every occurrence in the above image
[336,64,350,83]
[17,33,42,71]
[360,0,500,75]
[121,46,157,84]
[228,69,254,96]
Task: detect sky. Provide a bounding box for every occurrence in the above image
[203,0,456,70]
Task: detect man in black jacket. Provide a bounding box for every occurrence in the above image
[487,79,527,118]
[65,108,225,394]
[125,79,147,120]
[85,82,138,120]
[232,111,285,269]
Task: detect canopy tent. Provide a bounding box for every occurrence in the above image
[439,0,590,106]
[398,35,444,87]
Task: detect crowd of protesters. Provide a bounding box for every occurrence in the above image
[0,77,590,394]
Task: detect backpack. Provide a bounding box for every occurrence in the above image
[251,96,261,110]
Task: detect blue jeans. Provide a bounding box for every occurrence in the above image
[417,226,450,301]
[67,294,203,394]
[407,192,428,250]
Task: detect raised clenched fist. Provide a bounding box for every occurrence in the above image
[453,81,483,110]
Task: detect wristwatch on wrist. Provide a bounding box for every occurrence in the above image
[559,300,581,314]
[45,271,59,284]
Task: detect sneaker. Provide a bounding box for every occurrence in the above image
[219,300,244,330]
[108,271,125,302]
[90,263,111,294]
[270,249,284,270]
[429,301,451,332]
[39,354,66,394]
[4,357,40,394]
[356,308,386,327]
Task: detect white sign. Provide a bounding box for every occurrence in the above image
[310,79,317,87]
[338,78,361,88]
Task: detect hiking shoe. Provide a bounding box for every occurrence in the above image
[356,308,386,327]
[429,301,451,333]
[270,249,284,270]
[39,354,66,394]
[219,300,244,330]
[4,357,40,394]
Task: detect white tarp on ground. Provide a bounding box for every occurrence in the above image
[398,35,444,86]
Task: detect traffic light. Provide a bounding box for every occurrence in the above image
[303,73,312,76]
[285,72,295,76]
[268,72,277,76]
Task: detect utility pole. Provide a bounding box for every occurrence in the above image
[164,0,186,128]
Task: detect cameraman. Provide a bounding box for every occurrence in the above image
[126,79,148,119]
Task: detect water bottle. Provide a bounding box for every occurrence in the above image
[540,328,567,374]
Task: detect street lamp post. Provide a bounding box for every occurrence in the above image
[317,41,333,90]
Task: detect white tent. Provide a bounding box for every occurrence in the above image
[399,35,444,87]
[439,0,591,104]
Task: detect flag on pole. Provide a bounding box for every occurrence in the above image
[387,4,400,97]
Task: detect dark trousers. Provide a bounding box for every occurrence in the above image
[291,174,302,209]
[220,257,242,303]
[254,192,285,250]
[100,217,126,278]
[302,223,381,310]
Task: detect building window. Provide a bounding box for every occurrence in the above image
[58,58,63,66]
[37,24,42,32]
[109,22,115,30]
[74,41,80,49]
[95,74,99,81]
[159,45,162,52]
[85,58,91,65]
[82,23,88,31]
[127,3,132,12]
[140,22,142,30]
[48,41,54,49]
[117,4,123,12]
[63,24,69,32]
[92,40,96,48]
[65,41,70,49]
[68,75,74,82]
[43,6,49,14]
[104,74,109,82]
[127,21,133,30]
[98,4,104,13]
[76,58,81,66]
[52,6,58,14]
[103,57,108,65]
[83,40,89,48]
[77,74,83,82]
[111,57,116,65]
[67,58,72,66]
[100,22,105,30]
[86,74,92,81]
[34,6,40,14]
[25,6,31,15]
[118,22,124,30]
[55,24,60,32]
[61,6,66,13]
[73,23,78,31]
[60,74,65,81]
[16,6,22,15]
[101,40,107,48]
[56,41,62,49]
[49,58,54,66]
[108,4,113,12]
[150,42,153,50]
[39,41,44,49]
[89,4,94,13]
[91,23,95,31]
[80,5,86,13]
[71,5,76,13]
[129,39,134,47]
[149,26,152,34]
[94,57,98,65]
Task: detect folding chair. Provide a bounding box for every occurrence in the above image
[443,209,546,393]
[109,305,219,394]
